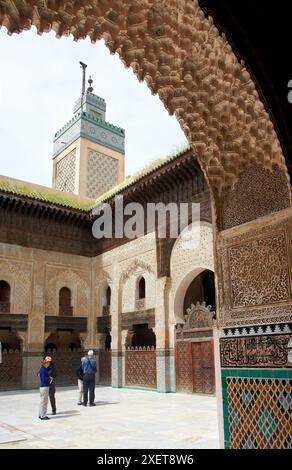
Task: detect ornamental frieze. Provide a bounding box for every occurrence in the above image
[220,335,291,368]
[229,231,290,309]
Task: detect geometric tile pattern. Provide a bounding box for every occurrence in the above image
[55,149,76,193]
[86,149,118,198]
[226,375,292,449]
[176,341,193,393]
[193,341,215,394]
[47,350,84,386]
[0,350,22,389]
[98,350,112,385]
[125,350,157,389]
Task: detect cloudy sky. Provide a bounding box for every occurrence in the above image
[0,27,187,188]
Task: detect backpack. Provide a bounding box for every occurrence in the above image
[86,357,97,374]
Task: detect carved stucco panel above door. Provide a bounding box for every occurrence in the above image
[218,213,292,327]
[228,231,290,308]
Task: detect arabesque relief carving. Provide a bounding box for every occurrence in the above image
[0,258,32,314]
[218,215,292,327]
[222,165,290,229]
[45,267,90,315]
[229,231,290,309]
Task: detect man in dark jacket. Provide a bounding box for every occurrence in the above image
[46,357,57,415]
[81,350,97,406]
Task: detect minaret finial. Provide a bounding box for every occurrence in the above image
[87,76,94,93]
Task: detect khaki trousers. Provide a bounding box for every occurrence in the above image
[78,379,83,403]
[39,387,49,418]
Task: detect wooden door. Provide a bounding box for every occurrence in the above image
[176,341,193,393]
[192,341,215,394]
[176,340,215,394]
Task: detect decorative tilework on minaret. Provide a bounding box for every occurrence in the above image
[52,66,125,198]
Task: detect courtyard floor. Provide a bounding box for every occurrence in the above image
[0,386,219,449]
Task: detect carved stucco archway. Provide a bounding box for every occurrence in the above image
[119,258,154,344]
[1,0,292,449]
[170,221,214,325]
[95,268,112,313]
[0,0,291,229]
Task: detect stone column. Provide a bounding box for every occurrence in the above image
[155,276,175,392]
[111,266,123,387]
[22,256,45,389]
[88,258,97,350]
[121,329,128,387]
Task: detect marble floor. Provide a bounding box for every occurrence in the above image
[0,386,219,449]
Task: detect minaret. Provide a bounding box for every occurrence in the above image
[52,63,125,198]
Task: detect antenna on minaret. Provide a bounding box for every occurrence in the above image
[79,61,87,113]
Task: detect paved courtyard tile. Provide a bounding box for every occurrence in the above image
[0,386,219,449]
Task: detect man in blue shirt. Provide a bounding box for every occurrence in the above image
[81,350,97,406]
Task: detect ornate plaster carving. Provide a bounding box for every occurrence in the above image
[119,258,153,287]
[222,165,290,229]
[45,267,89,316]
[0,258,32,314]
[218,214,292,327]
[185,301,215,329]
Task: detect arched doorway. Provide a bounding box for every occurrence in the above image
[125,324,157,389]
[175,270,216,395]
[183,270,215,315]
[131,324,156,349]
[105,332,111,350]
[44,331,82,385]
[102,285,111,316]
[98,330,112,386]
[59,287,73,316]
[0,280,11,313]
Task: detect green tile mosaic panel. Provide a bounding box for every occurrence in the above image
[222,370,292,449]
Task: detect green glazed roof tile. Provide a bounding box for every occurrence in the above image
[0,143,190,212]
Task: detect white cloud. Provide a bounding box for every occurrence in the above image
[0,27,187,187]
